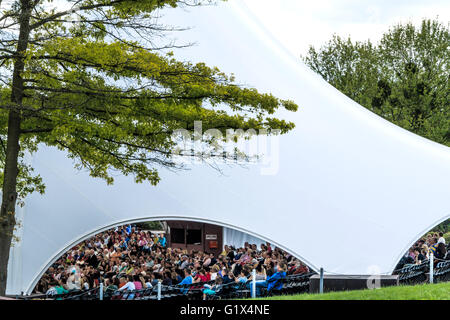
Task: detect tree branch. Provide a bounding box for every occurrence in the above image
[29,0,129,30]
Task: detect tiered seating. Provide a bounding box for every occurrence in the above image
[106,273,315,300]
[203,282,239,300]
[259,272,314,297]
[397,261,428,285]
[434,260,450,282]
[24,288,100,300]
[280,273,313,295]
[26,262,450,300]
[186,281,213,300]
[231,281,251,299]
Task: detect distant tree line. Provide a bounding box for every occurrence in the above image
[303,19,449,147]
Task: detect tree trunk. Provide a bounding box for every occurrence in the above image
[0,112,21,296]
[0,0,32,296]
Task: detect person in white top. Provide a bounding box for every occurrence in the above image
[210,265,220,281]
[438,232,446,244]
[66,269,81,290]
[119,275,136,291]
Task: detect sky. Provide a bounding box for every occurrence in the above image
[241,0,450,56]
[3,0,448,57]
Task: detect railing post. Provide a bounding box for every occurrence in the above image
[319,268,324,294]
[157,281,162,301]
[99,283,103,301]
[429,253,434,284]
[251,269,256,298]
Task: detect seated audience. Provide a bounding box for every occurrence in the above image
[34,224,316,298]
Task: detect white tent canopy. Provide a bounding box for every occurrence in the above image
[223,228,270,250]
[6,1,450,294]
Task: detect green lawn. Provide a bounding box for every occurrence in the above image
[251,282,450,300]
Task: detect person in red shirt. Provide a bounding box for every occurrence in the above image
[293,262,309,275]
[193,269,208,283]
[205,268,211,282]
[266,242,272,254]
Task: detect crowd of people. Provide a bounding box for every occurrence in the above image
[34,224,310,298]
[398,232,449,269]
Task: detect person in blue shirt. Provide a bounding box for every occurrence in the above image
[179,269,193,294]
[250,263,287,297]
[202,277,223,300]
[158,234,167,248]
[175,272,183,284]
[54,280,69,300]
[119,240,127,250]
[266,263,287,292]
[236,270,249,284]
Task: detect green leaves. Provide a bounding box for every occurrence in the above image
[0,0,298,188]
[303,19,449,147]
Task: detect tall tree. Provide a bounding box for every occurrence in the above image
[303,19,449,146]
[0,0,298,294]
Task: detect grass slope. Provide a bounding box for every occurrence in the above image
[253,282,450,300]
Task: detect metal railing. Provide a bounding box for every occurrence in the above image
[17,254,450,300]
